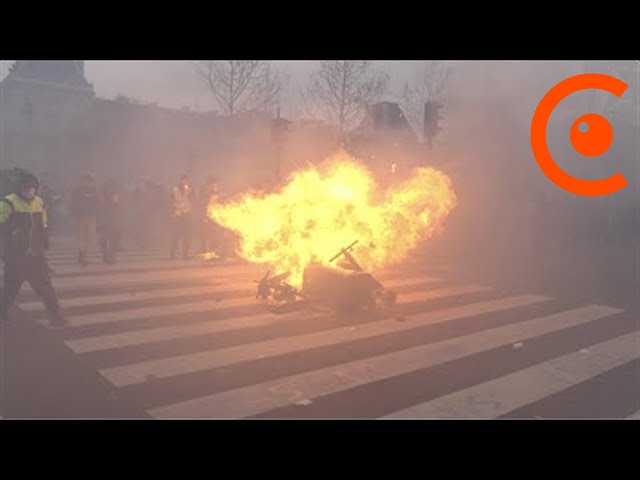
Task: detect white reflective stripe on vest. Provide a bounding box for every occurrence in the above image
[173,186,192,215]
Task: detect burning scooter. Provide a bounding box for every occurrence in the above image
[255,240,397,312]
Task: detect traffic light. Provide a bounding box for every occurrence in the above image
[423,100,443,138]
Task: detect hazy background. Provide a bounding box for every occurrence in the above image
[1,61,415,115]
[2,60,618,116]
[1,60,638,308]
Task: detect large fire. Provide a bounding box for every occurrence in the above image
[208,151,457,287]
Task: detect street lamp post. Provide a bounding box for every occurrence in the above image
[271,107,290,183]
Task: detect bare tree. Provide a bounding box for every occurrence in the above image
[194,61,288,116]
[301,61,389,139]
[0,60,16,80]
[400,61,452,140]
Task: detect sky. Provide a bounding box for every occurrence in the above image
[1,60,545,116]
[1,60,424,116]
[1,60,636,120]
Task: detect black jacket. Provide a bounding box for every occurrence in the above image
[71,185,100,219]
[0,193,49,257]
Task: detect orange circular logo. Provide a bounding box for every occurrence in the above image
[530,73,628,196]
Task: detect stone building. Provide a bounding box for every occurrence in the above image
[1,61,277,193]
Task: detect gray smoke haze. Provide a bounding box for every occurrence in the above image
[2,60,637,307]
[1,61,603,115]
[427,61,639,311]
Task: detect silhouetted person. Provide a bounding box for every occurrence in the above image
[98,179,123,264]
[71,173,100,266]
[170,174,194,260]
[1,172,67,326]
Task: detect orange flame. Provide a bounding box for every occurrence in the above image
[208,151,456,287]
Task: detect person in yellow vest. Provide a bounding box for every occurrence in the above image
[0,173,67,326]
[170,174,195,260]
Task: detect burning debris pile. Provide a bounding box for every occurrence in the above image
[200,251,221,261]
[208,151,457,297]
[253,239,399,310]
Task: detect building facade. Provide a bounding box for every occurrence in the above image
[1,61,277,193]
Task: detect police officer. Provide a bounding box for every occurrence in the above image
[0,173,67,326]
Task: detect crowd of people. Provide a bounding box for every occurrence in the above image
[1,170,234,326]
[66,173,231,266]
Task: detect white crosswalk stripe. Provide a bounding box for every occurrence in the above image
[47,258,237,272]
[38,276,457,327]
[47,263,263,289]
[23,275,441,313]
[381,331,640,419]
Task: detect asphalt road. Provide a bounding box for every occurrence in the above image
[1,236,638,419]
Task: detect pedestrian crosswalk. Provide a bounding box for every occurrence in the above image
[150,308,635,419]
[9,241,640,419]
[381,331,639,419]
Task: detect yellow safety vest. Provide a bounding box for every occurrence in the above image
[0,193,48,255]
[172,185,193,215]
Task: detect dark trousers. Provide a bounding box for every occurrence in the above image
[170,214,192,258]
[200,220,220,253]
[1,254,60,314]
[100,230,121,263]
